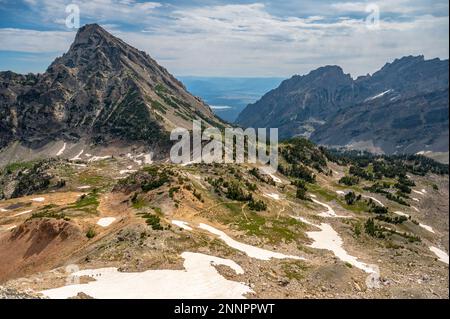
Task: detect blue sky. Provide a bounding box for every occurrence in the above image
[0,0,448,77]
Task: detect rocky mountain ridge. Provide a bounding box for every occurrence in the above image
[0,24,222,163]
[236,56,449,155]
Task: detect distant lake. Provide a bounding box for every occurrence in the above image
[179,76,283,123]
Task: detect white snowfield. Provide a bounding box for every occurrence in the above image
[259,166,282,183]
[96,217,116,227]
[419,224,435,233]
[88,156,111,162]
[13,210,33,217]
[198,223,304,261]
[365,89,392,101]
[362,195,384,207]
[393,211,409,217]
[70,150,84,161]
[263,193,281,200]
[412,189,426,196]
[143,153,152,165]
[311,198,347,218]
[172,220,193,231]
[71,163,87,168]
[31,197,45,202]
[429,247,449,265]
[393,211,435,233]
[336,191,384,207]
[39,252,253,299]
[291,216,376,273]
[119,169,137,175]
[2,225,17,231]
[180,161,194,167]
[56,143,66,156]
[126,153,153,166]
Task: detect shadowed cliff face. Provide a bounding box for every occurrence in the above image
[236,56,449,154]
[0,24,221,150]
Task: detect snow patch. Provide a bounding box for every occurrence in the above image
[88,156,111,162]
[393,212,434,233]
[172,220,193,231]
[362,195,384,207]
[419,224,435,234]
[259,166,282,183]
[393,211,409,217]
[311,198,347,218]
[70,163,87,168]
[119,169,137,175]
[13,210,33,217]
[56,143,66,156]
[97,217,116,227]
[291,216,376,273]
[126,152,152,166]
[32,197,45,202]
[429,247,449,264]
[70,150,84,161]
[143,153,153,164]
[263,193,281,200]
[365,89,392,101]
[199,223,304,261]
[39,252,253,299]
[77,186,91,190]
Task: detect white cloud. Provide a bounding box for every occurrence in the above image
[23,0,162,26]
[0,28,74,52]
[331,0,448,15]
[132,2,448,76]
[1,1,448,77]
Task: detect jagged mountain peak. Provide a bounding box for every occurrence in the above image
[74,23,109,40]
[280,65,352,92]
[308,65,345,76]
[0,23,221,157]
[70,23,134,57]
[236,55,448,154]
[50,24,141,72]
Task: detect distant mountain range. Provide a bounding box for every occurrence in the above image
[236,56,449,155]
[179,77,283,122]
[1,24,448,158]
[0,24,223,160]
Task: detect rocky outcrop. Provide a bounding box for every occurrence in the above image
[236,56,449,154]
